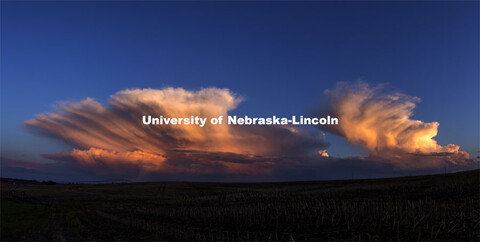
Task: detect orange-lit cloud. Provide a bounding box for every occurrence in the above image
[23,84,475,180]
[25,87,329,176]
[318,81,471,168]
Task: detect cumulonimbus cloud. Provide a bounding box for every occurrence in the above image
[317,81,471,168]
[25,87,329,176]
[23,83,474,180]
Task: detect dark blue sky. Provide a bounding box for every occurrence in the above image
[1,1,479,164]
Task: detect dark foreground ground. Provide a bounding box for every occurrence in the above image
[1,170,479,241]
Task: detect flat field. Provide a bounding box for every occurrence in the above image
[1,170,478,241]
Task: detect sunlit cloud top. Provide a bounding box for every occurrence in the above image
[318,82,471,168]
[25,87,329,177]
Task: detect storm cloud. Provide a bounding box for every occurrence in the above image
[21,84,476,181]
[25,87,329,177]
[317,82,471,169]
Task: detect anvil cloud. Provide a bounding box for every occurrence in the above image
[25,87,329,176]
[318,82,471,169]
[23,83,474,180]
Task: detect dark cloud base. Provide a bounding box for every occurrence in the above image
[2,155,477,183]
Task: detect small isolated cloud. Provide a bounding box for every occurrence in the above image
[316,81,472,169]
[25,87,329,178]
